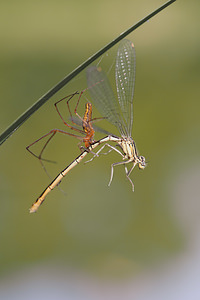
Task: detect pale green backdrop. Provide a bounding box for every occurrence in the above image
[0,0,200,299]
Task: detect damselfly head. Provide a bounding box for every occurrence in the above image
[138,156,146,169]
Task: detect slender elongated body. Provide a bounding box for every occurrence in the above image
[29,135,144,213]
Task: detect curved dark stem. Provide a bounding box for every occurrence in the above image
[0,0,176,146]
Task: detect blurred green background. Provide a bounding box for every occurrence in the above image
[0,0,200,298]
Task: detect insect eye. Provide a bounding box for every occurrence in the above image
[138,156,146,170]
[139,156,145,162]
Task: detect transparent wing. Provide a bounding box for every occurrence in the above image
[86,66,126,136]
[115,40,136,136]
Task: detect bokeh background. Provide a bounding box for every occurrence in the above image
[0,0,200,299]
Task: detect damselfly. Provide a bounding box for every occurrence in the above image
[28,39,146,213]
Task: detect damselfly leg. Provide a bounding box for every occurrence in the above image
[84,142,124,163]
